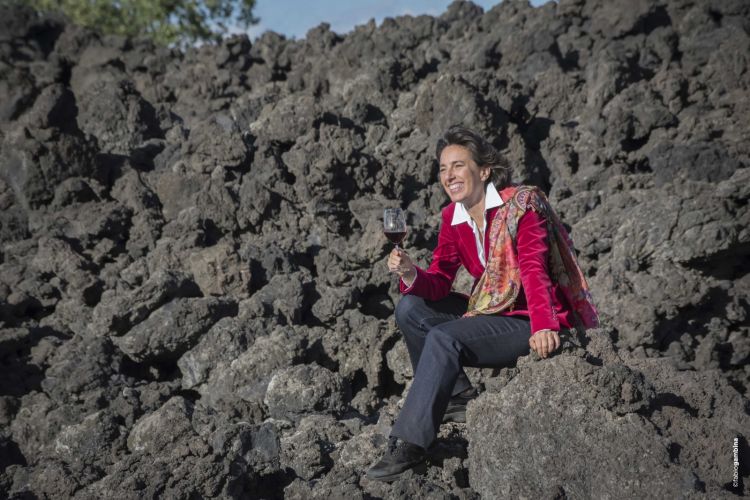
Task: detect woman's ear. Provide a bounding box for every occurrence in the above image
[481,166,491,181]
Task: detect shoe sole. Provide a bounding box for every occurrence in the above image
[365,460,427,482]
[442,410,466,424]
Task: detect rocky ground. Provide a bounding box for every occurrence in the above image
[0,0,748,498]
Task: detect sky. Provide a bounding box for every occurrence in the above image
[244,0,551,40]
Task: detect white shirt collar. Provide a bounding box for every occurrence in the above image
[451,182,504,226]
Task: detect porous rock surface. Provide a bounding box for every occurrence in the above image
[0,0,748,498]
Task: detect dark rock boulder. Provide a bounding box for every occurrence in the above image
[467,330,749,498]
[112,296,237,363]
[192,324,304,420]
[264,364,348,422]
[0,85,99,209]
[89,269,200,337]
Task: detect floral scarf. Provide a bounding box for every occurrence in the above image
[465,185,599,330]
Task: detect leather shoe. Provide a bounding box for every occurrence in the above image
[442,387,478,423]
[366,436,426,482]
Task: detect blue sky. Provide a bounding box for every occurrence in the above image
[245,0,551,40]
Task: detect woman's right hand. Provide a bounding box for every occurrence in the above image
[388,248,417,285]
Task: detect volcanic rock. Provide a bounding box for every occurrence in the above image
[0,0,748,497]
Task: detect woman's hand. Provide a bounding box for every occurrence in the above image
[529,329,560,359]
[387,248,417,285]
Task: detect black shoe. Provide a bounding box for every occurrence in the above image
[442,388,478,424]
[366,436,426,482]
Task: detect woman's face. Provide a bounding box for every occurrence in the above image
[439,145,490,207]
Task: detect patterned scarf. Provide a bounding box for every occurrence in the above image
[465,185,599,330]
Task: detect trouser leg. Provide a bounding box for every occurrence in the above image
[394,293,472,396]
[390,314,531,449]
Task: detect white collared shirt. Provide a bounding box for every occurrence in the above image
[451,182,504,267]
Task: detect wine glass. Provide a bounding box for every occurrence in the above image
[383,208,407,250]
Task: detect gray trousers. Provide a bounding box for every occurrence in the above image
[390,293,532,449]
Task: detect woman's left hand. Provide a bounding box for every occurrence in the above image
[529,329,560,359]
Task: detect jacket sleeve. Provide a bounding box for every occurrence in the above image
[400,214,461,301]
[516,209,560,334]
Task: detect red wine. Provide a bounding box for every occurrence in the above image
[385,231,407,245]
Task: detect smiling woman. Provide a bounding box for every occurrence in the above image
[367,124,598,482]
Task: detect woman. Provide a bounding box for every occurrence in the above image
[366,125,598,482]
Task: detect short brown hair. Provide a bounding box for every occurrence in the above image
[436,125,511,188]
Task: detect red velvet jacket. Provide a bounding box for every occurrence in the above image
[399,199,574,335]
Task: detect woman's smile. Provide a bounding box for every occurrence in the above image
[439,144,488,207]
[447,181,465,194]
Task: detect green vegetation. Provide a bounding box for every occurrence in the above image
[25,0,258,45]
